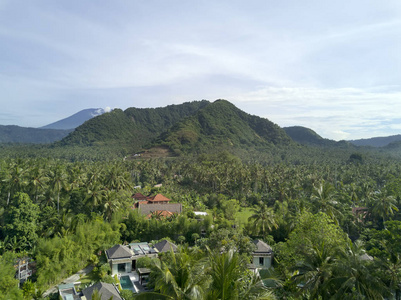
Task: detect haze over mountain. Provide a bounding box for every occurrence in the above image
[0,125,72,144]
[0,108,106,144]
[348,135,401,147]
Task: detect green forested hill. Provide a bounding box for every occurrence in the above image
[157,99,293,155]
[59,100,294,157]
[349,134,401,147]
[284,126,329,145]
[0,125,72,144]
[284,126,353,149]
[60,101,209,150]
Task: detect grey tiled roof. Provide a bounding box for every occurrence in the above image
[253,240,273,254]
[137,203,182,215]
[153,240,178,253]
[82,282,122,300]
[106,244,132,259]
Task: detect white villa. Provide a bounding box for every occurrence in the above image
[105,242,159,276]
[250,239,273,270]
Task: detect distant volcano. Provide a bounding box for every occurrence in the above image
[40,108,106,130]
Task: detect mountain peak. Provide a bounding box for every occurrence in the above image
[40,108,106,130]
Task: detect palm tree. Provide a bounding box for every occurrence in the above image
[248,201,278,238]
[102,190,120,222]
[311,181,341,225]
[207,248,273,300]
[370,191,399,227]
[105,164,132,191]
[48,163,69,213]
[2,162,28,205]
[28,165,48,203]
[330,240,389,299]
[291,241,335,299]
[376,244,401,300]
[86,182,106,211]
[140,247,208,300]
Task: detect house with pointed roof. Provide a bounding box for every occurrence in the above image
[153,239,178,253]
[133,193,182,217]
[147,193,171,203]
[132,192,147,201]
[105,243,159,275]
[250,240,273,270]
[59,282,122,300]
[81,282,122,300]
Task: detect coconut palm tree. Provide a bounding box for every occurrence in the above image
[376,243,401,300]
[291,241,335,300]
[206,248,274,300]
[48,163,69,213]
[28,165,48,203]
[370,191,399,227]
[311,181,342,225]
[249,201,278,238]
[330,240,389,300]
[139,247,208,300]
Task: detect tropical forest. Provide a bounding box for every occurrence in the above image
[2,100,401,300]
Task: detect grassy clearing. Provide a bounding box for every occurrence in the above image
[236,207,253,228]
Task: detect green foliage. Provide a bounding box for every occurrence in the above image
[200,227,256,258]
[120,289,135,300]
[0,252,23,300]
[3,192,39,247]
[349,152,364,164]
[2,140,401,298]
[159,99,293,155]
[0,125,71,144]
[248,201,278,238]
[137,256,153,268]
[283,126,336,146]
[142,246,273,300]
[34,219,120,290]
[275,212,350,269]
[220,199,239,221]
[60,101,209,154]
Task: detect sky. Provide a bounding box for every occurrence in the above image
[0,0,400,140]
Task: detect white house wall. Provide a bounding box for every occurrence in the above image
[253,256,272,269]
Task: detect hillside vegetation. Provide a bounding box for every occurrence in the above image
[349,134,401,147]
[0,125,72,144]
[60,101,209,151]
[60,100,293,157]
[157,100,293,155]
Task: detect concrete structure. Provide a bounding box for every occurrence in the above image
[105,243,159,276]
[250,240,273,269]
[58,282,122,300]
[58,283,80,300]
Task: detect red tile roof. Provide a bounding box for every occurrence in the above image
[132,193,147,200]
[148,194,171,202]
[146,210,174,219]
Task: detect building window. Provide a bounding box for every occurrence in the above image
[259,257,264,266]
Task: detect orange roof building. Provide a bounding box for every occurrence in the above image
[132,193,148,201]
[147,194,171,203]
[146,210,174,219]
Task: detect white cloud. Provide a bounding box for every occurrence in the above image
[1,0,401,140]
[230,85,401,140]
